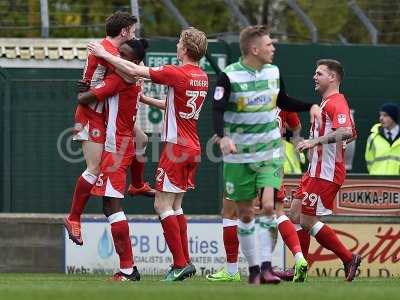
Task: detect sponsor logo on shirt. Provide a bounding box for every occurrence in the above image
[237,95,272,111]
[248,95,271,106]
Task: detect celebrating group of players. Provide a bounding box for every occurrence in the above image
[64,11,361,283]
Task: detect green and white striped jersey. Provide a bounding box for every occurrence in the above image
[222,59,283,163]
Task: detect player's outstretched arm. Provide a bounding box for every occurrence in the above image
[87,42,150,79]
[296,127,353,151]
[140,94,166,110]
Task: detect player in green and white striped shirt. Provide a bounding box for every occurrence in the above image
[209,25,320,284]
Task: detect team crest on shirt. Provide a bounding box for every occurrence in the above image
[240,83,248,90]
[226,182,235,195]
[91,128,100,138]
[337,114,347,125]
[213,86,224,101]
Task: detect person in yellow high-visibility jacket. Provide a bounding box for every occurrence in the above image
[365,102,399,175]
[278,110,304,174]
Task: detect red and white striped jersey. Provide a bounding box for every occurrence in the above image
[82,38,119,114]
[92,73,141,154]
[149,64,208,150]
[308,93,355,185]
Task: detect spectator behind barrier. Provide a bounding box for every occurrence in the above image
[365,102,400,175]
[344,109,356,171]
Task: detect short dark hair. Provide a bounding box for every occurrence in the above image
[317,59,344,82]
[239,25,269,56]
[125,38,149,62]
[105,11,137,37]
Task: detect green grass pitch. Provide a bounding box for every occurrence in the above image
[0,274,399,300]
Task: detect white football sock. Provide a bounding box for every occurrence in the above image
[294,252,305,263]
[227,263,238,276]
[258,216,275,263]
[237,219,259,267]
[120,267,133,275]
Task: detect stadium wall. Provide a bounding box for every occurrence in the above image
[0,40,399,214]
[1,214,399,277]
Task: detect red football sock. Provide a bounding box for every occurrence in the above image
[277,217,302,256]
[68,175,94,222]
[297,228,311,260]
[176,213,190,264]
[161,215,187,268]
[111,220,134,269]
[314,224,352,264]
[223,225,239,263]
[130,155,145,188]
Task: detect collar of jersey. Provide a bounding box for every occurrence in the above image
[239,57,258,74]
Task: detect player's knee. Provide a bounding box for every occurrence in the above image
[102,203,111,217]
[136,133,148,156]
[261,203,274,216]
[221,206,236,219]
[299,219,313,231]
[86,165,100,176]
[238,207,254,223]
[240,215,253,223]
[289,210,300,224]
[153,201,161,215]
[222,211,237,220]
[154,199,168,215]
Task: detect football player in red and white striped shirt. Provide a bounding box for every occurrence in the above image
[292,59,361,281]
[77,39,148,282]
[88,27,209,281]
[64,12,138,246]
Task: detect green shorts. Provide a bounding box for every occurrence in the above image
[223,160,283,202]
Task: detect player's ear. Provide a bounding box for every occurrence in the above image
[329,71,336,82]
[250,43,258,56]
[120,27,128,37]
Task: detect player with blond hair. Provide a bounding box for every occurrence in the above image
[88,27,209,281]
[211,25,320,284]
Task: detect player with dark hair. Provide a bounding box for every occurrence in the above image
[88,27,209,281]
[291,59,361,282]
[65,12,143,246]
[77,38,148,282]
